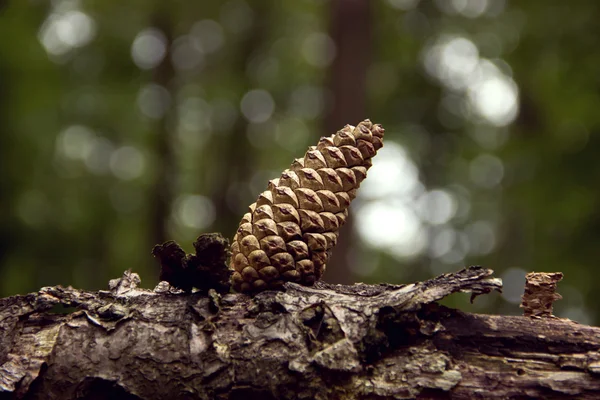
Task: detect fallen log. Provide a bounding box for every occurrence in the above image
[1,266,599,399]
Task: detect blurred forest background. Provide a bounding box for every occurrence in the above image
[1,0,599,323]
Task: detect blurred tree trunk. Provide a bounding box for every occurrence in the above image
[149,12,177,250]
[0,63,15,287]
[325,0,372,284]
[210,2,269,238]
[2,267,600,399]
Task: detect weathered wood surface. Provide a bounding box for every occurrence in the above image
[1,267,599,399]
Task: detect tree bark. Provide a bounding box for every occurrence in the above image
[1,267,599,400]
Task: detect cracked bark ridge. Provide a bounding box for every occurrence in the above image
[230,119,384,293]
[109,269,141,295]
[151,233,231,293]
[521,271,563,317]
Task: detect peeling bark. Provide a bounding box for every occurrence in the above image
[1,267,599,399]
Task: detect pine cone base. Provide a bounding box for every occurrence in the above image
[230,119,384,292]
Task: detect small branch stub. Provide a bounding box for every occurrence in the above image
[151,233,231,293]
[521,271,563,317]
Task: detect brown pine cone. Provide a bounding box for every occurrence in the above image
[230,119,384,292]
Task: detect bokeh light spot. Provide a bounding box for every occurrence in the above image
[109,146,146,181]
[84,137,114,175]
[131,28,167,70]
[429,226,456,258]
[468,64,518,126]
[424,35,479,90]
[171,36,204,71]
[190,19,225,53]
[178,97,212,132]
[359,141,421,200]
[240,89,275,123]
[465,220,496,255]
[39,10,96,56]
[469,153,504,188]
[356,201,424,257]
[451,0,490,18]
[137,84,171,119]
[501,267,527,304]
[288,85,325,119]
[439,231,469,264]
[418,189,458,225]
[301,33,336,68]
[423,35,519,127]
[56,11,96,47]
[174,194,216,230]
[275,118,309,152]
[56,125,95,160]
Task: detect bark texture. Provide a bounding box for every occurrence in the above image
[1,267,600,399]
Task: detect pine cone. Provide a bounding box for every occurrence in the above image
[230,119,384,292]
